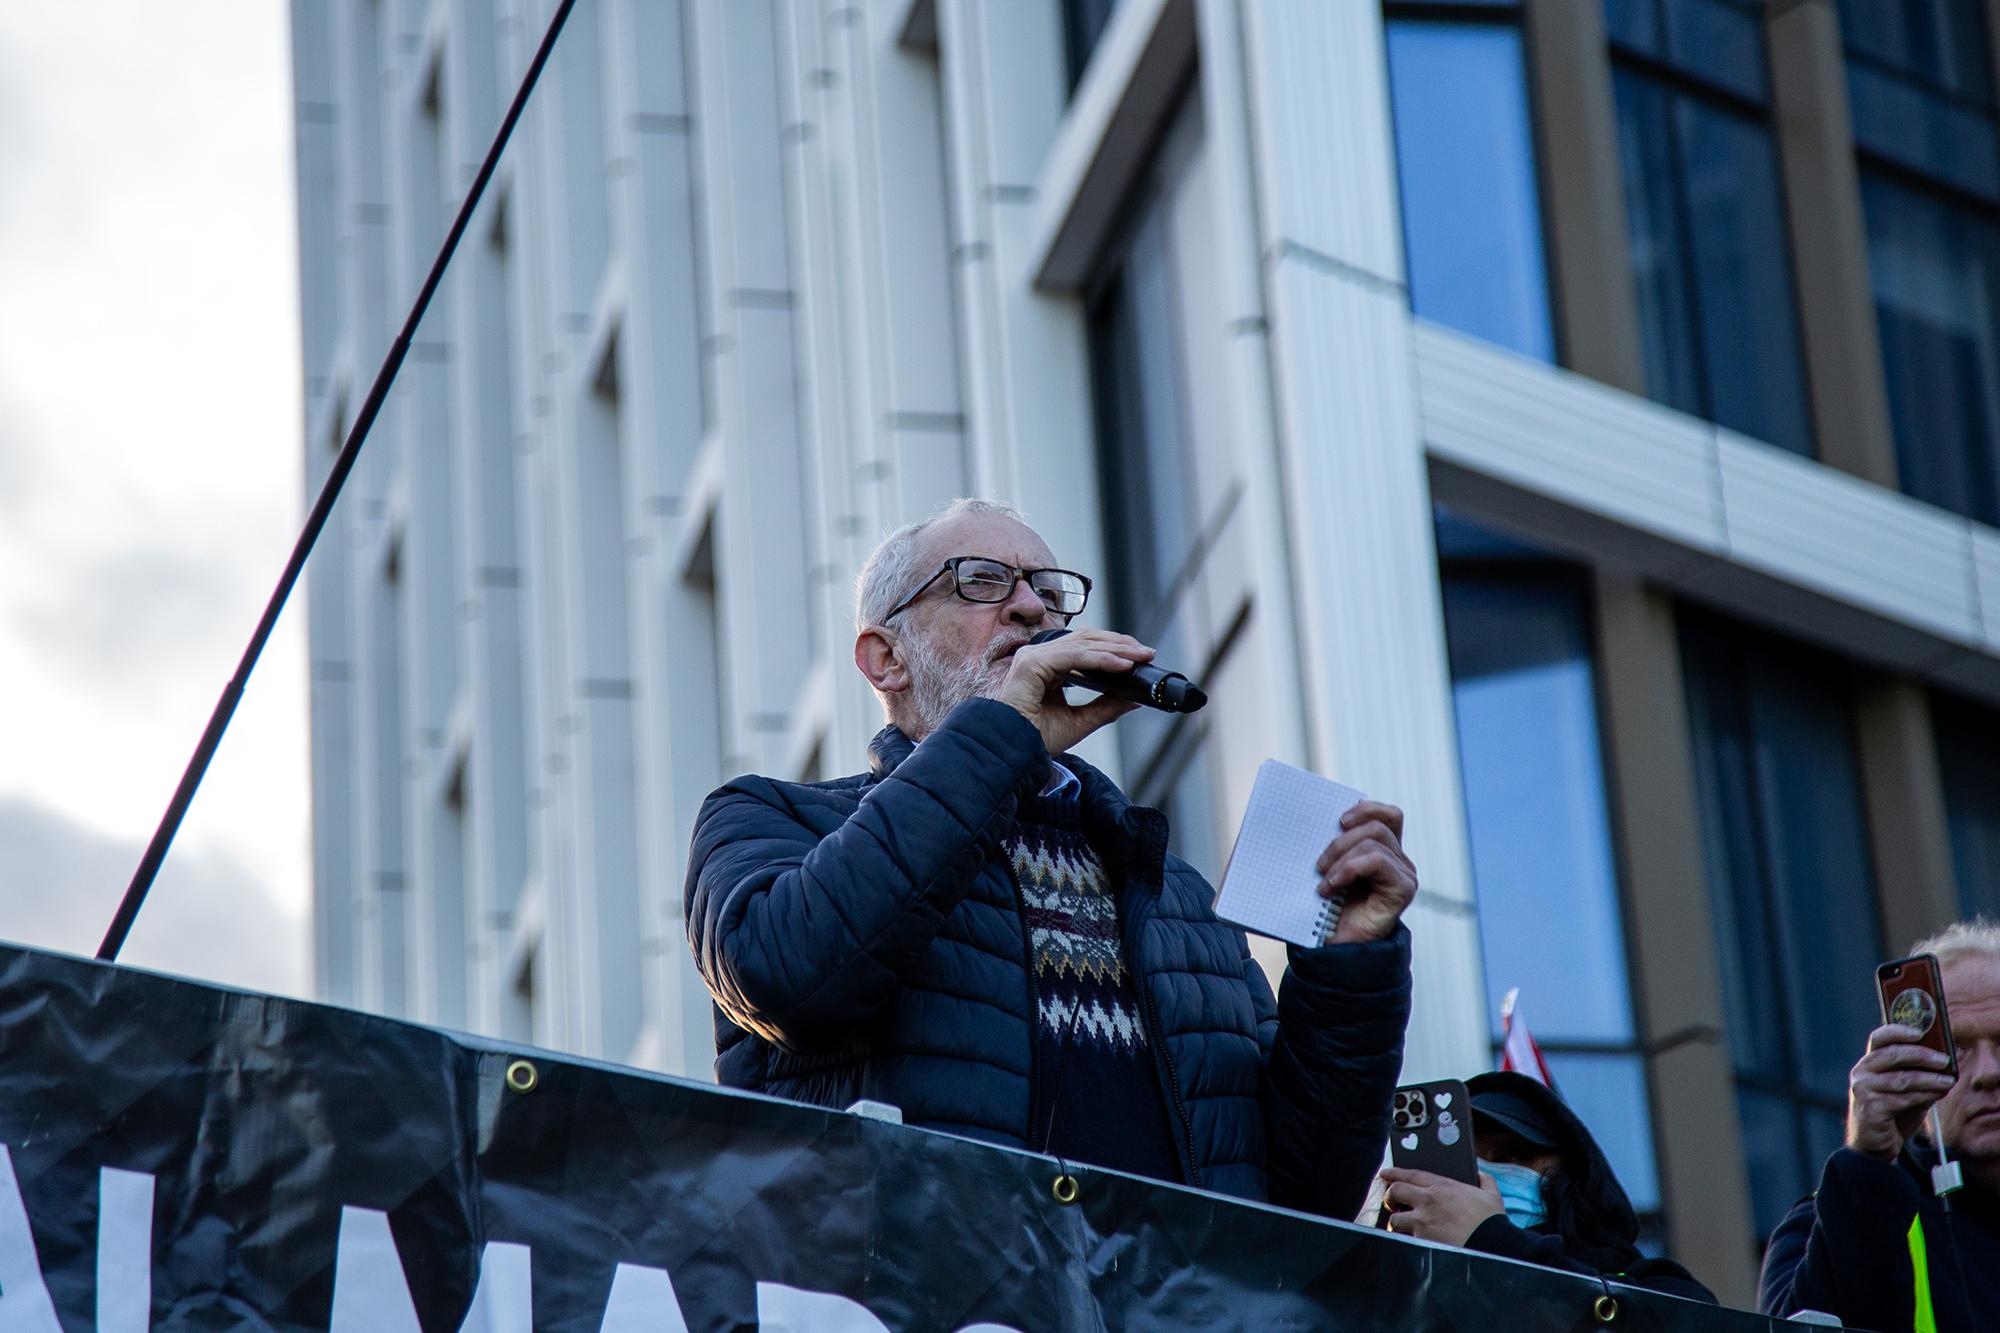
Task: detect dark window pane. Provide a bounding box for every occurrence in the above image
[1615,70,1706,417]
[1085,94,1215,784]
[1838,0,1995,104]
[1089,207,1196,642]
[1062,0,1119,93]
[1682,634,1792,1081]
[1154,721,1220,882]
[1605,0,1768,103]
[1859,170,2000,525]
[1684,618,1885,1238]
[1667,0,1768,102]
[1675,98,1812,452]
[1434,505,1550,561]
[1736,1088,1811,1237]
[1934,692,2000,920]
[1613,67,1812,453]
[1603,0,1663,56]
[1848,62,2000,199]
[1386,19,1555,361]
[1803,1107,1847,1187]
[1444,573,1634,1045]
[1745,667,1884,1100]
[1608,68,1816,452]
[1541,1051,1662,1214]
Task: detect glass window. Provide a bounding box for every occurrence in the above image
[1438,514,1661,1228]
[1858,171,2000,526]
[1838,0,1994,104]
[1385,7,1556,361]
[1606,0,1768,103]
[1846,63,2000,199]
[1681,614,1885,1236]
[1445,573,1633,1044]
[1089,203,1198,653]
[1084,92,1225,800]
[1062,0,1119,94]
[1933,691,2000,919]
[1843,0,2000,521]
[1607,6,1814,455]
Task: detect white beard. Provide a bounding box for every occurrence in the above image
[900,628,1017,737]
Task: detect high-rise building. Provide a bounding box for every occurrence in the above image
[291,0,2000,1304]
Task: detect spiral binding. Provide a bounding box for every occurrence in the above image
[1316,891,1345,943]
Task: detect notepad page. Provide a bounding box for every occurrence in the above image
[1214,760,1368,948]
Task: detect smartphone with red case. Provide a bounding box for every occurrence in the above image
[1388,1079,1480,1185]
[1877,953,1958,1079]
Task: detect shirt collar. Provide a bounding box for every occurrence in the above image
[1041,760,1080,800]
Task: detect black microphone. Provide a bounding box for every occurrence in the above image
[1029,628,1208,713]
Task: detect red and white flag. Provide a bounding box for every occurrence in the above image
[1499,987,1556,1089]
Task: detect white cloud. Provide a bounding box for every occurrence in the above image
[0,6,307,997]
[0,795,303,998]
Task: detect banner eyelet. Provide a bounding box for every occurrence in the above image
[1592,1294,1618,1323]
[505,1059,539,1094]
[1051,1173,1079,1205]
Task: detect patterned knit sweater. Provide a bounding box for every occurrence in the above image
[1005,791,1180,1182]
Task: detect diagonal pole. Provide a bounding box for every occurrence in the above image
[98,0,580,961]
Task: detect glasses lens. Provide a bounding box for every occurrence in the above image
[955,559,1016,602]
[1029,570,1088,616]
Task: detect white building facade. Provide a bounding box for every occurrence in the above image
[294,0,2000,1303]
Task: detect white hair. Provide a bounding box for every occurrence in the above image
[852,497,1029,631]
[1912,919,2000,970]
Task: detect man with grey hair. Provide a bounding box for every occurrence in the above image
[684,498,1417,1220]
[1760,919,2000,1331]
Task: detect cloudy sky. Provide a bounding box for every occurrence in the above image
[0,6,307,996]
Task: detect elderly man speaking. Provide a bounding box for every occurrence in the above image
[684,498,1416,1219]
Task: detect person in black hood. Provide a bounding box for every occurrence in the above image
[1376,1071,1715,1302]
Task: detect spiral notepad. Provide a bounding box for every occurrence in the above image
[1214,760,1368,948]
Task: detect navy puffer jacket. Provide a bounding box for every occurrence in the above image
[684,697,1412,1220]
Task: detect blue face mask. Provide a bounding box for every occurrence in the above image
[1479,1159,1549,1230]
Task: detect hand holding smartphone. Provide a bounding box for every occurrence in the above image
[1849,954,1962,1167]
[1877,953,1957,1078]
[1388,1079,1481,1184]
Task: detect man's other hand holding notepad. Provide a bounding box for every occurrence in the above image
[1215,760,1420,948]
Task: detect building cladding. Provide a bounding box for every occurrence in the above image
[291,0,2000,1306]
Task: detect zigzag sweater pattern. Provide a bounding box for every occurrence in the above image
[1003,792,1179,1180]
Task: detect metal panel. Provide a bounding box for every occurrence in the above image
[1978,526,2000,656]
[1028,0,1193,292]
[1416,319,2000,703]
[1242,0,1403,283]
[1716,429,1980,646]
[1415,323,1724,555]
[1244,0,1486,1079]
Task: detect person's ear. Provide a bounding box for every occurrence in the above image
[855,627,909,694]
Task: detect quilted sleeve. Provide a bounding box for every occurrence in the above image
[685,699,1046,1052]
[1259,926,1412,1218]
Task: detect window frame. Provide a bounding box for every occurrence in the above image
[1603,6,1818,456]
[1382,0,1565,365]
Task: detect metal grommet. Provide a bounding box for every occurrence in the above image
[1592,1294,1619,1324]
[505,1059,539,1094]
[1050,1173,1079,1205]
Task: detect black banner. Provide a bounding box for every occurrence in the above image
[0,944,1779,1330]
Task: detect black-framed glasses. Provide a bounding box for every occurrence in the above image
[883,556,1092,623]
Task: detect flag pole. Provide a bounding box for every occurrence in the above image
[96,0,580,962]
